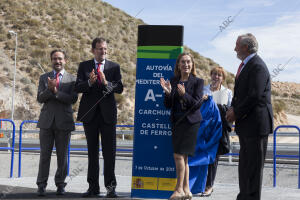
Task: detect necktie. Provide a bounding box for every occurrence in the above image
[235,62,244,79]
[97,63,102,85]
[56,72,60,88]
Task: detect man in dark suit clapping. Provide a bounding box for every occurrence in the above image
[226,33,273,200]
[75,38,123,198]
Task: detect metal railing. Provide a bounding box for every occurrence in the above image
[0,119,16,178]
[18,120,38,177]
[273,125,300,189]
[2,118,300,189]
[18,120,134,177]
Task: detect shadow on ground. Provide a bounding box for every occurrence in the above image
[0,185,137,200]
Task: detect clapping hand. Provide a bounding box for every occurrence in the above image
[47,77,58,94]
[177,83,185,96]
[47,77,56,91]
[160,78,171,95]
[98,70,107,85]
[89,69,97,85]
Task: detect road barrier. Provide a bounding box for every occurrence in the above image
[18,120,134,177]
[0,119,16,178]
[273,125,300,189]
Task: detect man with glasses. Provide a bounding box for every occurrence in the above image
[36,50,78,196]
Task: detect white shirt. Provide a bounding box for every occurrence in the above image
[203,84,233,106]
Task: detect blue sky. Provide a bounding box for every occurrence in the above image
[103,0,300,83]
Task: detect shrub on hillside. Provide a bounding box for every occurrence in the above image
[282,92,289,97]
[30,49,46,58]
[115,93,125,105]
[18,50,28,61]
[31,39,48,48]
[0,33,7,41]
[271,90,280,96]
[20,77,31,84]
[4,40,14,50]
[14,8,28,17]
[226,76,234,85]
[24,18,40,27]
[3,67,9,72]
[25,66,32,73]
[272,99,286,113]
[49,39,62,48]
[291,93,300,99]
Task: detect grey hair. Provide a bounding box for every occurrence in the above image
[239,33,258,53]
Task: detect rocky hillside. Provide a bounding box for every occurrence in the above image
[0,0,297,127]
[272,82,300,115]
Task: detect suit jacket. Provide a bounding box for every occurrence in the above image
[37,71,78,131]
[164,75,204,124]
[75,59,123,124]
[231,55,273,137]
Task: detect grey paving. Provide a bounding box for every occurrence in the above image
[0,152,300,199]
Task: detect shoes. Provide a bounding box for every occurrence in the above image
[169,191,185,200]
[106,188,118,198]
[82,189,101,197]
[184,192,193,200]
[201,187,213,197]
[37,186,46,196]
[56,185,65,195]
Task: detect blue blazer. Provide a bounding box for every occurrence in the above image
[164,74,204,124]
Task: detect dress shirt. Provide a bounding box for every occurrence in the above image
[53,69,65,83]
[239,53,256,73]
[94,58,105,72]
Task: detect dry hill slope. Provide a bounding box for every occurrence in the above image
[0,0,297,127]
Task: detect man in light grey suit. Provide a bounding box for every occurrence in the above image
[36,50,78,196]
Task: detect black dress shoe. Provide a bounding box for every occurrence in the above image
[37,186,46,196]
[56,185,65,195]
[106,189,118,198]
[82,190,101,197]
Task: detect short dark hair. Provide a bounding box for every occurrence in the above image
[50,49,67,60]
[92,37,107,49]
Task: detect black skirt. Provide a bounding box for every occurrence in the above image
[172,118,200,156]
